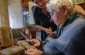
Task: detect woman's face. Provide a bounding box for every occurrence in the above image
[33,0,47,8]
[50,9,66,26]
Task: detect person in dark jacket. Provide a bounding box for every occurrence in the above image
[32,0,57,41]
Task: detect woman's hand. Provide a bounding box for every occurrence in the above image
[44,28,53,35]
[25,49,43,55]
[30,39,40,48]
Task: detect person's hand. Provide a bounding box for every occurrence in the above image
[25,49,43,55]
[44,28,53,35]
[29,39,40,48]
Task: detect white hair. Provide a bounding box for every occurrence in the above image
[46,0,74,14]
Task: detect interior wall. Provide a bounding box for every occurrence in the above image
[8,0,24,28]
[28,1,35,25]
[0,0,9,27]
[0,12,1,27]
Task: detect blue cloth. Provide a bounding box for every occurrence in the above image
[43,13,85,55]
[32,6,57,41]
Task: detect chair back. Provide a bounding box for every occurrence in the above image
[0,27,14,47]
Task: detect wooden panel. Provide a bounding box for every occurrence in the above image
[77,2,85,9]
[0,27,11,47]
[22,0,31,4]
[0,27,14,47]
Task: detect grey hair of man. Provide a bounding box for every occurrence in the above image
[46,0,75,15]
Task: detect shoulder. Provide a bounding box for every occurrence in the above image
[62,16,85,37]
[72,15,85,26]
[32,6,41,14]
[67,15,85,28]
[61,15,85,38]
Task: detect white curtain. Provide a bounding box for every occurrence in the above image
[8,0,24,28]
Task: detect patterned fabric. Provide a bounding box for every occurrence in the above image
[17,40,36,50]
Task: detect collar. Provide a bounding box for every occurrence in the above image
[61,12,79,28]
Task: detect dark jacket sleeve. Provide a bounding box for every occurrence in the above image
[32,7,41,25]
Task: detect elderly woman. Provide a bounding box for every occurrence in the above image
[26,0,85,55]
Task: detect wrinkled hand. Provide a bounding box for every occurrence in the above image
[29,39,40,48]
[25,49,43,55]
[45,28,53,35]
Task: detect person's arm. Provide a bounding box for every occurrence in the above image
[25,49,43,55]
[29,39,44,50]
[35,25,53,35]
[74,5,85,16]
[25,39,45,55]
